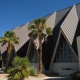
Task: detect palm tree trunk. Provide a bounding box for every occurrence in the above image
[5,49,10,72]
[39,37,42,73]
[5,43,11,72]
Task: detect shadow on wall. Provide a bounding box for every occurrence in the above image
[2,49,15,66]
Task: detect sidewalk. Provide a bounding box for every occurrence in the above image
[0,76,53,80]
[0,76,72,80]
[0,74,72,80]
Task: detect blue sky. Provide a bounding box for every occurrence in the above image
[0,0,80,36]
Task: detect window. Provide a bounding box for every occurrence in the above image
[55,35,77,63]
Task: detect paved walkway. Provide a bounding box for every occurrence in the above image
[0,73,72,80]
[0,76,72,80]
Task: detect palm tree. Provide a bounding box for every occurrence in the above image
[0,31,19,71]
[28,18,52,73]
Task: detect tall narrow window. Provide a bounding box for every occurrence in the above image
[28,45,39,63]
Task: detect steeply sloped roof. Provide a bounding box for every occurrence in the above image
[46,12,56,29]
[55,6,71,26]
[13,22,31,52]
[61,5,78,45]
[1,22,31,54]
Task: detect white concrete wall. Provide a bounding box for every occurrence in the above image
[30,63,45,73]
[52,63,79,73]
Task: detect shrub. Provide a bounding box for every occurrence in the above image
[71,71,80,80]
[7,56,31,80]
[30,66,39,76]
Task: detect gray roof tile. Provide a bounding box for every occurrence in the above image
[13,22,30,52]
[61,5,79,45]
[46,12,56,29]
[55,6,71,26]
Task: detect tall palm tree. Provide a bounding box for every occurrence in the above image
[28,18,52,73]
[0,31,19,71]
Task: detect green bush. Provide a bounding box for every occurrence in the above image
[71,71,80,80]
[30,66,39,76]
[7,57,31,80]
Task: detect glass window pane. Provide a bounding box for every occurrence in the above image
[60,49,63,55]
[64,44,67,51]
[56,53,59,59]
[60,42,63,48]
[64,55,68,59]
[60,55,63,60]
[64,52,67,56]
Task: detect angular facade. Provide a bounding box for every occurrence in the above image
[0,3,80,76]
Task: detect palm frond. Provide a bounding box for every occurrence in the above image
[0,30,19,50]
[46,27,53,35]
[28,32,38,40]
[28,25,36,30]
[28,18,53,42]
[40,33,46,40]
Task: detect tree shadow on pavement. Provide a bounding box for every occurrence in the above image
[44,73,72,80]
[45,77,72,80]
